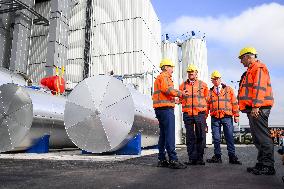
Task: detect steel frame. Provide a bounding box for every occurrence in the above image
[0,0,49,26]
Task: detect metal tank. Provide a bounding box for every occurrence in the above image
[0,82,75,152]
[64,75,159,153]
[0,67,27,86]
[0,84,33,152]
[181,37,208,83]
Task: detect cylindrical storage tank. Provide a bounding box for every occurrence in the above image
[0,83,75,152]
[161,41,183,144]
[0,84,33,152]
[181,38,208,83]
[64,75,159,153]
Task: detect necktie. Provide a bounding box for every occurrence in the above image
[216,87,219,95]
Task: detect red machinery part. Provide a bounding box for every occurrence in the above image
[40,76,65,94]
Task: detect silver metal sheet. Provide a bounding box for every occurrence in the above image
[0,84,33,152]
[100,113,132,150]
[65,75,135,153]
[85,76,112,109]
[64,102,93,129]
[66,113,110,153]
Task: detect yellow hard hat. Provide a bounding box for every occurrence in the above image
[239,47,257,58]
[187,64,198,72]
[160,58,175,68]
[211,70,221,79]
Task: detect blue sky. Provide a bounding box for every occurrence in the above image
[151,0,284,125]
[152,0,284,22]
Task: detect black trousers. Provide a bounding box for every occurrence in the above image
[247,108,274,167]
[183,112,206,161]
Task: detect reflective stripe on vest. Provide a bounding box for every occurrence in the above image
[238,66,274,108]
[182,80,206,111]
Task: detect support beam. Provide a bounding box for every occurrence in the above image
[9,0,34,74]
[46,0,71,77]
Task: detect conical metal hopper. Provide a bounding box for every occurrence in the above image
[0,84,33,152]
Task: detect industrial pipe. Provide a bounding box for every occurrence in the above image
[0,83,75,152]
[64,75,159,153]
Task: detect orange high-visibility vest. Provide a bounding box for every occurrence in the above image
[238,60,274,111]
[207,84,239,119]
[179,79,208,116]
[152,71,182,108]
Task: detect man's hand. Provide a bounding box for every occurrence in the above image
[250,107,260,118]
[234,116,239,123]
[184,90,189,96]
[181,90,188,98]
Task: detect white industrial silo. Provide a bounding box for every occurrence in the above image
[181,37,208,83]
[161,41,183,144]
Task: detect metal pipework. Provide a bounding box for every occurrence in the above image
[64,75,159,153]
[0,83,75,152]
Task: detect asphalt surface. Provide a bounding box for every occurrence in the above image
[0,145,283,189]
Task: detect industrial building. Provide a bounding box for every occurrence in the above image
[0,0,209,153]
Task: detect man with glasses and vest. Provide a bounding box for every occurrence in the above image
[206,70,241,164]
[179,64,208,165]
[152,58,187,169]
[238,47,275,175]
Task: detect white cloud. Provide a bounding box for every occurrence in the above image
[164,3,284,66]
[163,3,284,125]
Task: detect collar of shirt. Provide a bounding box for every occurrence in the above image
[187,79,195,85]
[215,85,222,94]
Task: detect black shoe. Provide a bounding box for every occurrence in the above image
[206,155,222,163]
[168,160,187,169]
[252,165,276,175]
[247,163,263,173]
[184,159,197,165]
[229,155,242,165]
[157,160,169,168]
[196,159,205,165]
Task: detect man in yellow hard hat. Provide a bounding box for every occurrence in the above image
[206,71,241,164]
[152,58,187,169]
[179,64,208,165]
[238,47,275,175]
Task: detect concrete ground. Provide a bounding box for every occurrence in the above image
[0,145,283,189]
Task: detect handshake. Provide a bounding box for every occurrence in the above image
[182,90,189,97]
[175,90,189,104]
